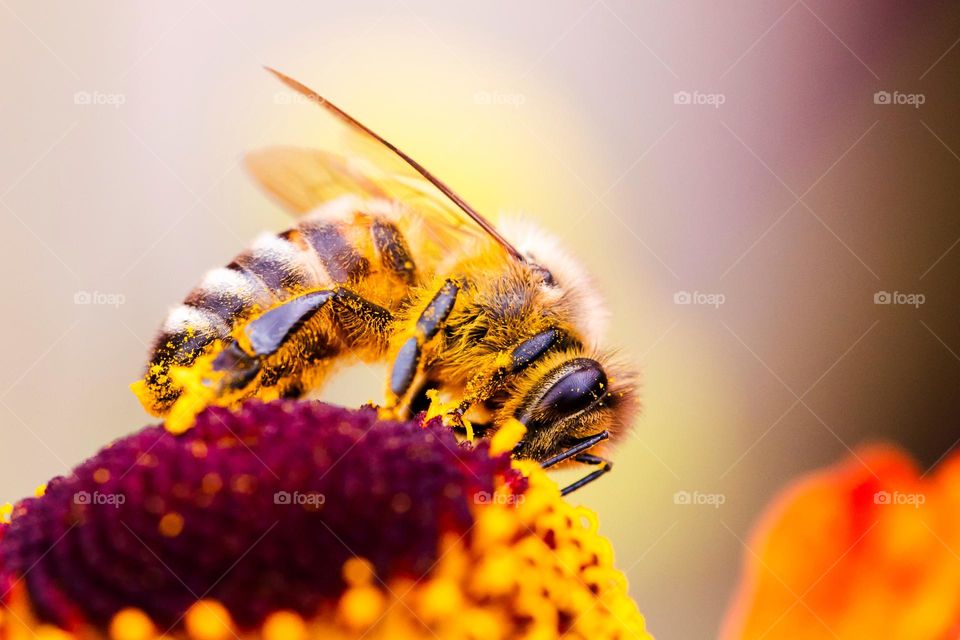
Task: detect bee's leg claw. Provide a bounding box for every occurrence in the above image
[559,453,613,496]
[539,431,612,496]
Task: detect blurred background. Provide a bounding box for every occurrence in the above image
[1,2,959,637]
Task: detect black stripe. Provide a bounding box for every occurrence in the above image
[151,320,224,367]
[371,219,416,284]
[300,222,369,283]
[184,278,257,323]
[231,242,311,292]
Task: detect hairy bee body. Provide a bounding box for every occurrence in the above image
[136,196,423,414]
[132,69,639,467]
[135,195,637,458]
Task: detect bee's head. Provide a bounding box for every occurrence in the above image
[496,218,610,350]
[502,350,639,461]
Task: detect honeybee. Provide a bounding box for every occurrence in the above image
[131,69,639,494]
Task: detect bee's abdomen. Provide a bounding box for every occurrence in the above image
[299,221,370,283]
[139,305,229,413]
[229,232,319,292]
[139,205,419,415]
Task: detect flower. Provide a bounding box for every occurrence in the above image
[0,401,652,640]
[721,444,960,640]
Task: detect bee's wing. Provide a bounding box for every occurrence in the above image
[246,147,488,251]
[244,147,387,215]
[246,68,524,261]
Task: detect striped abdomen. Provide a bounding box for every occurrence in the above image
[135,198,419,416]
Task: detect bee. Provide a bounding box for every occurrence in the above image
[131,69,639,494]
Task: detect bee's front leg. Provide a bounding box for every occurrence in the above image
[540,431,613,496]
[423,328,563,437]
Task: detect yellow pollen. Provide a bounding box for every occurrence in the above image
[338,585,385,628]
[418,577,463,622]
[342,557,375,586]
[262,610,307,640]
[184,600,233,640]
[489,418,527,456]
[108,607,156,640]
[34,625,73,640]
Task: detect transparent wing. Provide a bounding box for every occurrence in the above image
[245,147,385,214]
[246,68,523,261]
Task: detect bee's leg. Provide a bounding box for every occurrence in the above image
[557,454,614,496]
[244,291,336,356]
[539,431,613,496]
[387,279,459,403]
[441,328,565,424]
[213,288,391,391]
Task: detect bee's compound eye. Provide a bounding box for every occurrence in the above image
[537,359,607,417]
